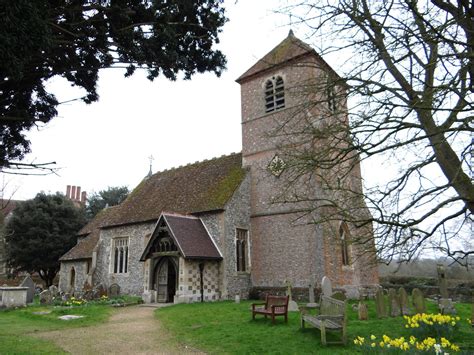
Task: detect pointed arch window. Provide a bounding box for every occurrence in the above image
[265,76,285,113]
[340,223,351,266]
[236,228,249,272]
[112,237,129,273]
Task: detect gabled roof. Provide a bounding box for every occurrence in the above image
[140,213,222,261]
[236,30,314,83]
[103,153,245,228]
[236,31,347,88]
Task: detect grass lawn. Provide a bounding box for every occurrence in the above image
[0,304,112,354]
[156,299,474,354]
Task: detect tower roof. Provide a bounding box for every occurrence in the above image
[236,30,314,83]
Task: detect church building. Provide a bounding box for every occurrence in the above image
[59,32,379,302]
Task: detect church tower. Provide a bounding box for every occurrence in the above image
[236,31,379,296]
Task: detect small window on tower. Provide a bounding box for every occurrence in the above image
[340,223,351,266]
[265,76,285,113]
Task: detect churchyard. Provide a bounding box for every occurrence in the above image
[1,290,473,354]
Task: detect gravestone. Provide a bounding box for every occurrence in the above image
[20,276,35,304]
[235,295,240,304]
[412,288,426,314]
[437,265,456,314]
[388,288,401,317]
[39,290,52,305]
[331,291,346,301]
[375,287,387,318]
[437,264,449,298]
[321,276,332,296]
[285,280,299,312]
[398,287,410,315]
[108,283,120,297]
[358,301,368,320]
[49,285,59,298]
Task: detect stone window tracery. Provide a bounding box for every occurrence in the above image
[265,76,285,113]
[112,237,129,273]
[236,228,249,272]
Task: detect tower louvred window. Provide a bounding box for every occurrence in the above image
[265,76,285,112]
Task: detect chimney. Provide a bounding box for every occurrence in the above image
[71,186,76,201]
[66,185,71,199]
[81,191,87,204]
[76,186,81,201]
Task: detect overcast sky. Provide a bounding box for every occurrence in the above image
[3,0,300,200]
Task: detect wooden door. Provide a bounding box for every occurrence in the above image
[156,260,168,302]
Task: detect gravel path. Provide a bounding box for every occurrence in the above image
[34,305,203,354]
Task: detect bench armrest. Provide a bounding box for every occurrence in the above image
[251,303,266,310]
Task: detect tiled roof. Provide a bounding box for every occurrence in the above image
[236,31,314,83]
[59,230,99,261]
[103,153,245,228]
[236,31,346,87]
[140,213,222,261]
[60,207,118,261]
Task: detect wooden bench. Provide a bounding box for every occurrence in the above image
[300,295,347,345]
[251,295,289,324]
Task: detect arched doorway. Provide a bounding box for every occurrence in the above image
[153,257,177,303]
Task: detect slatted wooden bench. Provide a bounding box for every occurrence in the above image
[300,295,347,345]
[251,295,289,324]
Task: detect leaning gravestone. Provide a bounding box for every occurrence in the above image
[20,276,35,304]
[285,280,299,312]
[412,288,426,314]
[388,288,401,317]
[108,283,120,297]
[375,287,387,318]
[39,290,52,305]
[398,287,411,315]
[321,276,332,296]
[358,301,368,320]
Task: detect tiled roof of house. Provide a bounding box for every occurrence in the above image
[140,213,222,261]
[103,152,245,228]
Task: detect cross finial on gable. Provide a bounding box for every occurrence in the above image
[288,29,294,37]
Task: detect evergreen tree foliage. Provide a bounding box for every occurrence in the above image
[0,0,227,168]
[86,185,129,219]
[5,192,86,286]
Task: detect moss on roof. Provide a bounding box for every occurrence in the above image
[103,152,245,228]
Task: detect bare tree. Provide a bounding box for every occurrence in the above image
[273,0,473,264]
